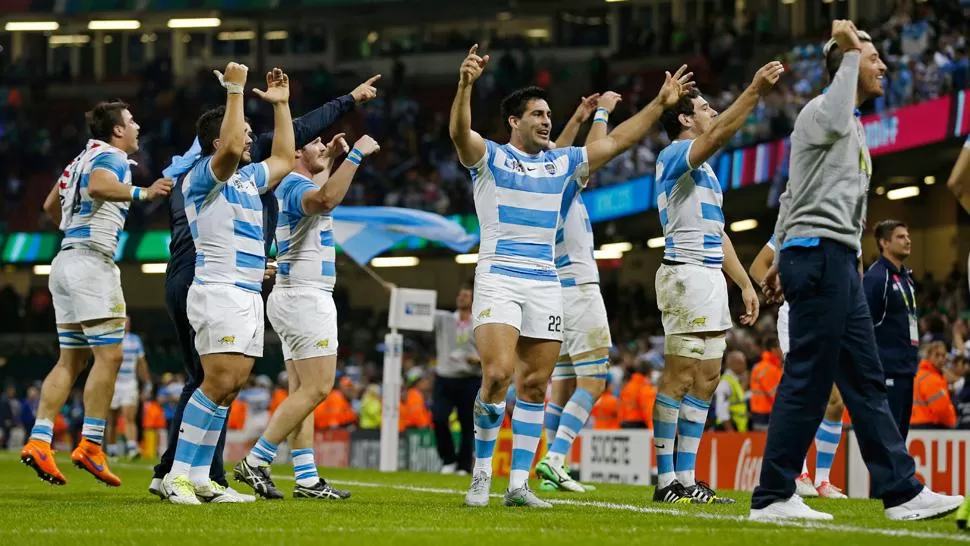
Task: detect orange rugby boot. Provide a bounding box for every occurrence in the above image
[21,439,67,485]
[71,439,122,487]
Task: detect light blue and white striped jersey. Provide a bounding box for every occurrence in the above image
[115,333,144,387]
[182,157,270,293]
[656,139,724,268]
[57,140,132,257]
[466,140,589,282]
[555,188,598,287]
[274,172,335,291]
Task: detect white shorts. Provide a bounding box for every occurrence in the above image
[655,263,732,335]
[50,249,126,325]
[777,301,790,355]
[187,283,264,358]
[110,382,138,410]
[472,271,564,341]
[553,284,612,380]
[267,287,339,361]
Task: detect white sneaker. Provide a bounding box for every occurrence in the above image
[162,474,201,506]
[440,463,458,475]
[749,495,834,521]
[196,480,253,503]
[885,487,965,521]
[149,477,168,500]
[464,471,492,507]
[816,482,848,500]
[795,474,818,498]
[223,485,257,503]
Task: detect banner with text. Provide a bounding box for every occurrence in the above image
[579,429,654,486]
[846,429,970,498]
[693,431,847,492]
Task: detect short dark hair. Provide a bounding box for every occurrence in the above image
[874,219,907,253]
[85,101,129,142]
[197,106,252,157]
[762,335,780,351]
[660,87,701,141]
[459,280,473,292]
[500,86,548,132]
[824,31,873,81]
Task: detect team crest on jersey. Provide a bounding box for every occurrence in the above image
[503,156,525,174]
[690,317,707,326]
[218,336,236,345]
[544,162,557,175]
[315,339,330,348]
[477,308,492,320]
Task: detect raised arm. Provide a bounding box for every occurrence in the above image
[587,66,694,173]
[254,68,296,189]
[449,44,489,167]
[687,61,783,168]
[251,75,377,162]
[554,94,600,149]
[947,137,970,214]
[722,232,759,326]
[210,62,249,181]
[312,133,350,187]
[813,21,864,139]
[302,136,380,215]
[585,92,622,146]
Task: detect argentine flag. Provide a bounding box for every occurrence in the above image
[331,206,479,265]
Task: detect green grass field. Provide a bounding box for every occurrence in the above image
[1,452,966,546]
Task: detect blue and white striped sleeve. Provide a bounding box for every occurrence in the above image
[658,139,695,182]
[240,161,272,194]
[277,176,317,217]
[568,146,590,187]
[90,152,129,183]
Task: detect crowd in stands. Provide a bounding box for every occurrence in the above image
[1,1,968,230]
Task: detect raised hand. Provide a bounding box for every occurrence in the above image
[572,93,601,123]
[253,67,290,105]
[832,19,863,52]
[751,61,785,96]
[325,133,350,159]
[597,91,623,113]
[353,135,381,157]
[459,44,490,87]
[656,64,695,108]
[351,75,381,104]
[214,62,248,89]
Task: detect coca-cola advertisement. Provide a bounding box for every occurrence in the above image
[693,432,847,492]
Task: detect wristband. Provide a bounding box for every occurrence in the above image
[593,107,609,124]
[130,187,147,201]
[346,148,364,166]
[214,70,245,95]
